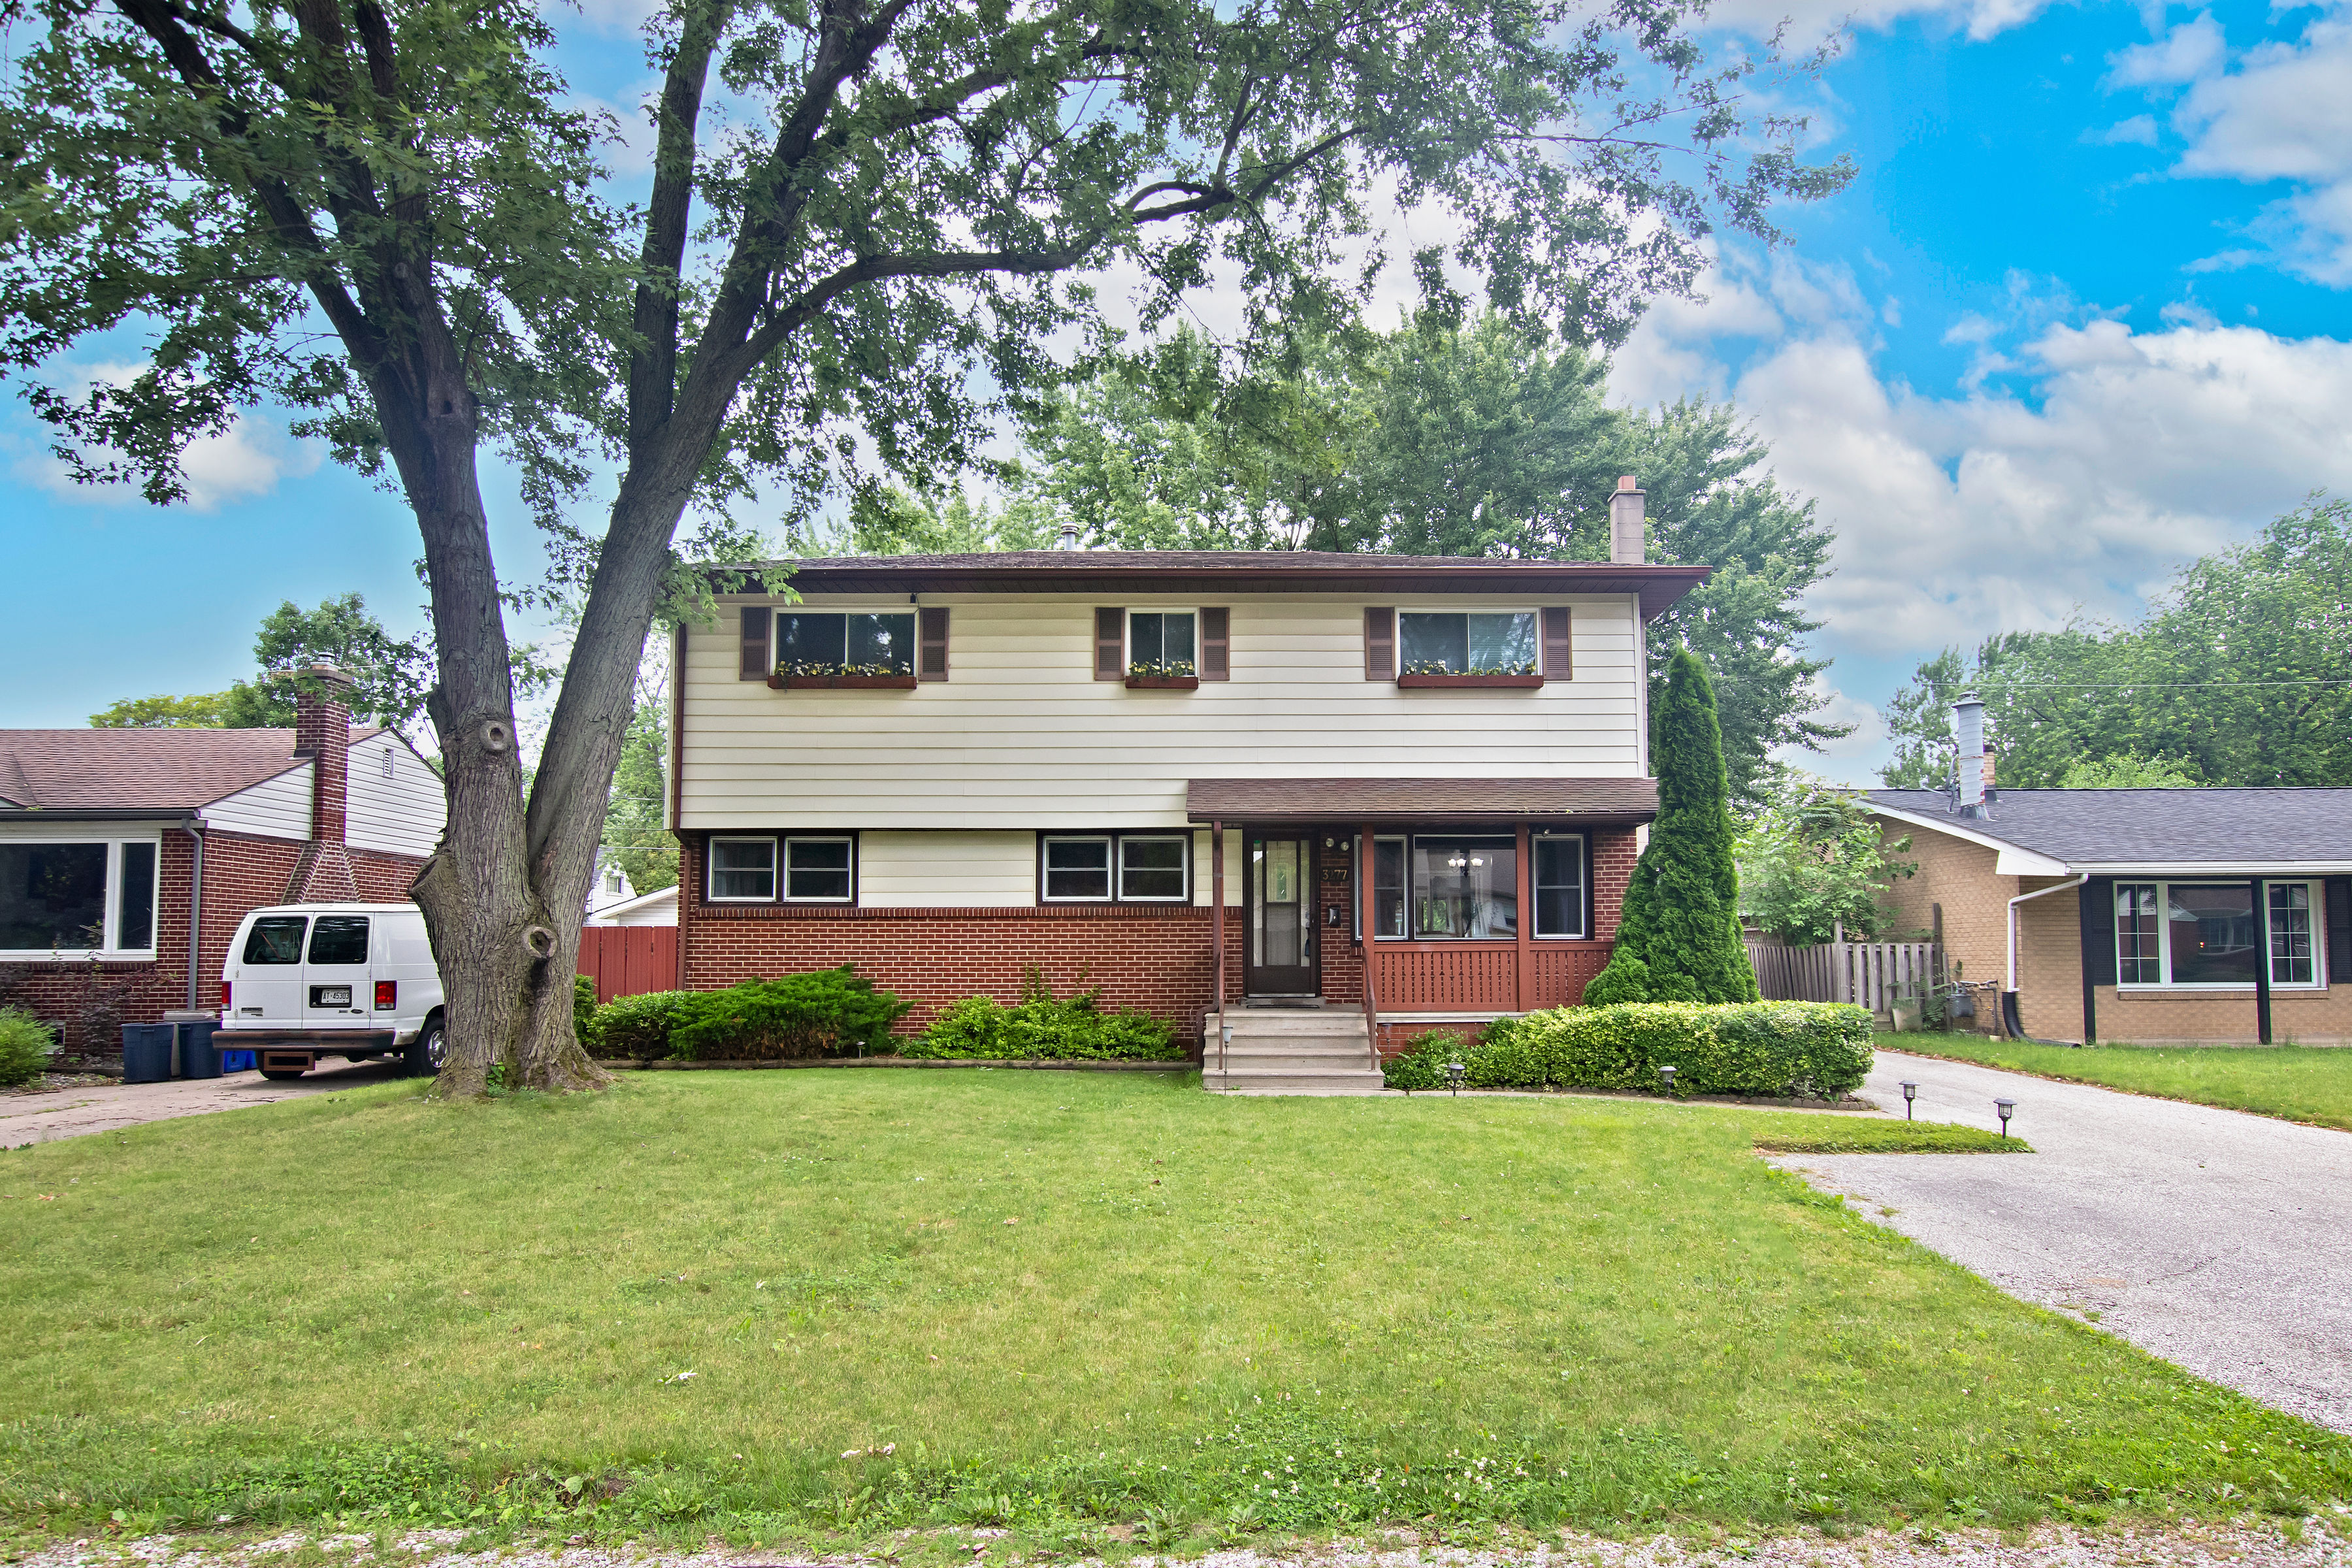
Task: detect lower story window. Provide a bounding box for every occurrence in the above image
[1118,835,1190,900]
[0,839,157,953]
[2114,879,2323,988]
[709,838,777,901]
[1041,832,1190,902]
[708,836,858,902]
[1043,836,1111,901]
[1373,834,1516,939]
[1533,834,1586,938]
[785,838,854,902]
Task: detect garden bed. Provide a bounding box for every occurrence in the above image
[593,1055,1192,1072]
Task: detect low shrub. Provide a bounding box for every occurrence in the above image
[904,990,1184,1062]
[667,967,911,1060]
[0,1006,54,1086]
[1382,1001,1873,1097]
[589,990,698,1058]
[572,975,599,1047]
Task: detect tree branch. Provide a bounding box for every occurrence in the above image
[627,0,731,450]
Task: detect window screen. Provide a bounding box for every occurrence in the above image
[117,842,156,951]
[776,612,917,674]
[785,838,853,902]
[1119,836,1188,900]
[710,838,777,900]
[308,915,372,966]
[242,915,308,965]
[0,843,109,951]
[1043,837,1112,900]
[1533,836,1584,938]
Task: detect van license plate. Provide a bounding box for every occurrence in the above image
[310,985,353,1007]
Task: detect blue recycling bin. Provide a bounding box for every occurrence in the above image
[176,1019,221,1079]
[220,1049,257,1073]
[122,1023,175,1083]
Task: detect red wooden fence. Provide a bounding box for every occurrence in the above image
[578,926,678,1004]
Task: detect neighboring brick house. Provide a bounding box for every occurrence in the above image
[668,483,1707,1083]
[0,674,446,1056]
[1869,785,2352,1046]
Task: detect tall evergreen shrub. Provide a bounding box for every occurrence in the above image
[1585,648,1760,1004]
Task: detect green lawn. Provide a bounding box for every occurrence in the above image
[2,1071,2344,1550]
[1882,1034,2352,1132]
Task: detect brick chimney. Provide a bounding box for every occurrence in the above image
[1609,476,1646,564]
[286,665,359,901]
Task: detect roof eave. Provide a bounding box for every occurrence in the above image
[0,808,201,823]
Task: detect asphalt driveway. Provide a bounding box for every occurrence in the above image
[0,1056,410,1145]
[1776,1049,2352,1435]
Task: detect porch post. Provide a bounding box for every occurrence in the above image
[1514,823,1533,1013]
[2252,876,2272,1045]
[1211,821,1225,1024]
[1358,822,1379,1069]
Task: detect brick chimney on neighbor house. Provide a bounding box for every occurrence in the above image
[1610,476,1646,564]
[285,665,360,901]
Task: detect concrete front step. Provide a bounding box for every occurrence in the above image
[1203,1070,1390,1094]
[1217,1011,1373,1036]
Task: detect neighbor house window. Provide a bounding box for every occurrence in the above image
[0,840,160,955]
[774,611,917,676]
[1039,832,1191,902]
[1408,836,1517,939]
[1397,612,1537,676]
[708,837,777,901]
[785,838,854,902]
[1127,611,1197,677]
[2114,880,2322,988]
[1532,835,1586,938]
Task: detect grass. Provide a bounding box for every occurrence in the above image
[1881,1034,2352,1132]
[1,1070,2344,1549]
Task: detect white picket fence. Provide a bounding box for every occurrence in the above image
[1746,938,1941,1015]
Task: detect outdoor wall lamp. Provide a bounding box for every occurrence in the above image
[1995,1098,2016,1140]
[1658,1064,1678,1096]
[1444,1060,1467,1096]
[1901,1081,1918,1120]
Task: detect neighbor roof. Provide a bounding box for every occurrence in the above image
[1867,787,2352,872]
[712,551,1712,622]
[0,727,382,815]
[1187,776,1660,826]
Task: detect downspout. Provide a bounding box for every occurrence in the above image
[183,819,206,1011]
[2005,874,2088,1043]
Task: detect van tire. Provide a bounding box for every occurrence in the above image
[409,1013,447,1077]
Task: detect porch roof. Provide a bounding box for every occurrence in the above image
[1184,776,1658,826]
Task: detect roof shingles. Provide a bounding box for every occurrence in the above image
[1868,787,2352,868]
[0,727,380,813]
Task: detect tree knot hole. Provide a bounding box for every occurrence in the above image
[479,719,514,752]
[522,926,557,960]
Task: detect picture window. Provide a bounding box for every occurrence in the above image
[775,612,916,676]
[2114,879,2323,988]
[1398,612,1536,676]
[0,840,160,955]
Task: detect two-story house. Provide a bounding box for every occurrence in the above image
[667,482,1707,1089]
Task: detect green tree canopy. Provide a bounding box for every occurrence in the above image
[1735,772,1915,945]
[90,593,429,731]
[1585,649,1759,1004]
[3,0,1845,1093]
[1881,498,2352,789]
[1004,315,1841,800]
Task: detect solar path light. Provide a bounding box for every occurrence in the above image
[1445,1060,1467,1096]
[1995,1098,2016,1140]
[1901,1081,1918,1120]
[1659,1064,1678,1096]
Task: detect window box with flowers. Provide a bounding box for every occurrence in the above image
[1392,612,1546,686]
[1124,659,1199,691]
[1396,662,1544,689]
[768,663,921,691]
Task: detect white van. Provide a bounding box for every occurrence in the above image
[218,903,446,1079]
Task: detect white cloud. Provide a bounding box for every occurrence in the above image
[1614,251,2352,662]
[2089,114,2161,145]
[14,407,318,512]
[2106,13,2229,85]
[1703,0,2051,44]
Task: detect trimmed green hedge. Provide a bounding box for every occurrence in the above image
[667,968,910,1060]
[572,975,599,1047]
[1382,1002,1874,1097]
[902,994,1184,1062]
[590,990,698,1057]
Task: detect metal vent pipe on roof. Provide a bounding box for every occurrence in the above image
[1056,521,1080,551]
[1953,693,1986,813]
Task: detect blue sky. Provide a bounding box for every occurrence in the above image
[4,0,2349,783]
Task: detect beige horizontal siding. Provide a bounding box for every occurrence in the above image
[202,762,313,841]
[346,735,446,857]
[679,591,1644,830]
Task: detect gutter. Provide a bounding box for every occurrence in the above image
[2005,874,2089,1043]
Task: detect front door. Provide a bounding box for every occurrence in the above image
[1246,835,1318,996]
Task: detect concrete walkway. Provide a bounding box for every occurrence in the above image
[0,1056,410,1146]
[1778,1049,2352,1435]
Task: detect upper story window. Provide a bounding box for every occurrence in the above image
[1399,612,1537,676]
[777,611,916,677]
[0,840,157,955]
[1094,608,1229,681]
[2115,880,2323,988]
[1128,611,1196,677]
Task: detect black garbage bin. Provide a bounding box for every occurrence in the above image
[172,1015,221,1079]
[122,1022,175,1083]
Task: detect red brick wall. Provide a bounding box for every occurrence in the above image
[0,830,423,1055]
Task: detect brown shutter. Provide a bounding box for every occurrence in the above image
[1094,608,1125,680]
[739,606,770,680]
[1364,607,1395,681]
[919,606,949,681]
[1200,607,1230,680]
[1542,606,1571,680]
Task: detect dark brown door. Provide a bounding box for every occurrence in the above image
[1245,835,1318,996]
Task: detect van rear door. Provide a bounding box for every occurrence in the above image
[302,913,375,1028]
[233,915,308,1022]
